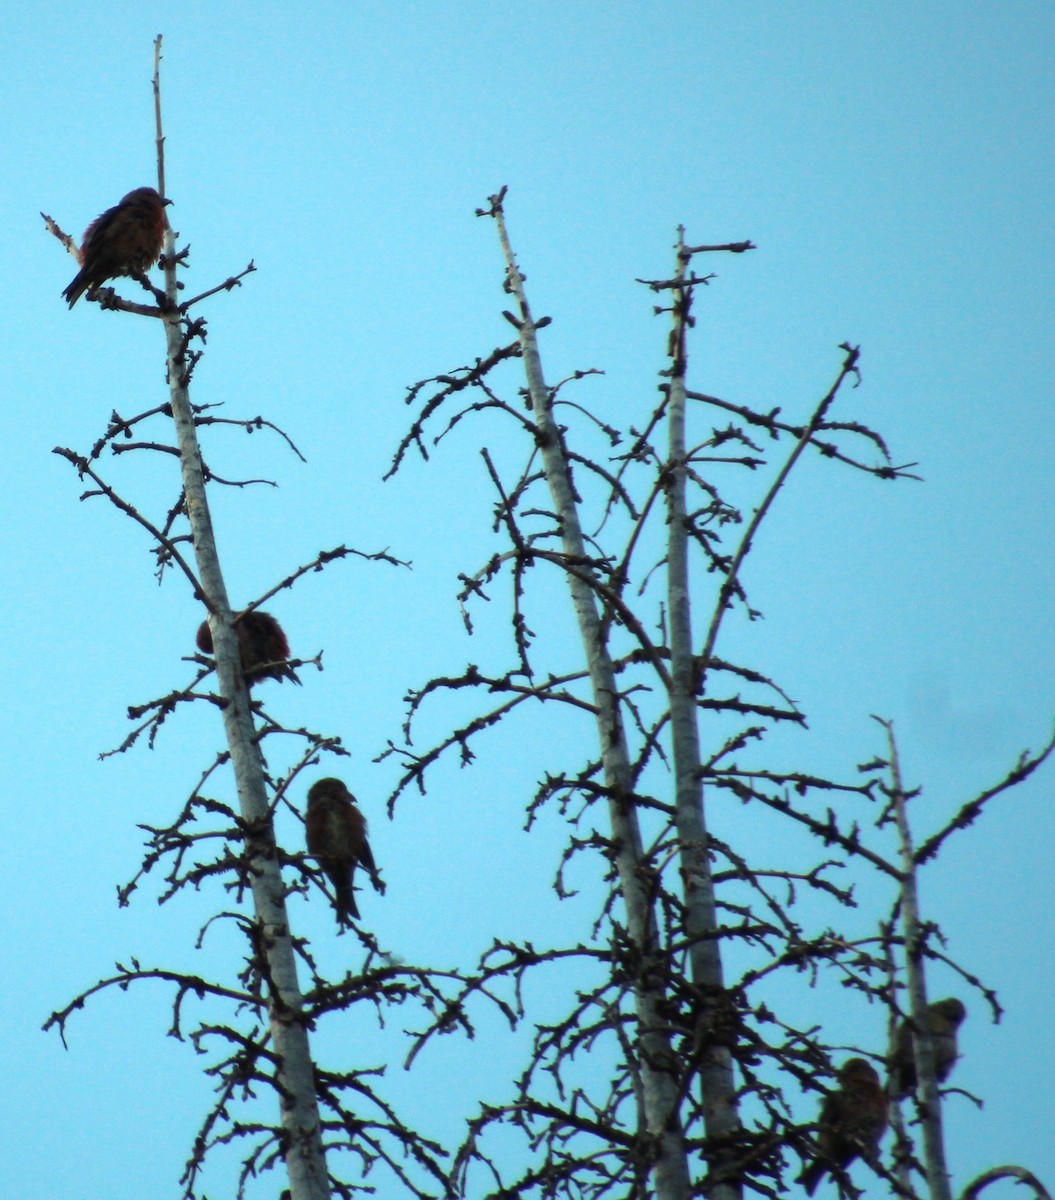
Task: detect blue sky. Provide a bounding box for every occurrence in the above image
[2,4,1053,1197]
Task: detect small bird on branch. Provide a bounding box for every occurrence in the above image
[888,997,966,1099]
[62,186,171,308]
[305,778,384,924]
[798,1057,888,1195]
[196,611,302,686]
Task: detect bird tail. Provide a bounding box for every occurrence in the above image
[244,661,302,687]
[798,1162,824,1196]
[334,870,360,924]
[62,271,90,308]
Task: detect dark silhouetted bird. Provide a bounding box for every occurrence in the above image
[305,778,384,924]
[798,1058,888,1195]
[889,997,966,1099]
[63,186,171,308]
[196,611,301,686]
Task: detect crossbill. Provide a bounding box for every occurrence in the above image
[196,611,301,686]
[305,778,384,924]
[798,1058,888,1196]
[889,997,966,1099]
[62,186,171,308]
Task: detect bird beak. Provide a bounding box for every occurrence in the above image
[162,198,174,206]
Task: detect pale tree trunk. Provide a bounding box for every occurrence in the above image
[664,228,742,1200]
[882,719,953,1200]
[154,40,330,1200]
[490,195,693,1200]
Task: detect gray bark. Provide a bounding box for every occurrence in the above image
[158,235,331,1200]
[492,201,692,1200]
[665,229,742,1200]
[884,720,953,1200]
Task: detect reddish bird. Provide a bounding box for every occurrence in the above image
[196,611,301,686]
[889,997,966,1099]
[62,186,171,308]
[305,778,384,924]
[798,1058,888,1196]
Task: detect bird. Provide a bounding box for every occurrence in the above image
[889,997,966,1099]
[196,611,302,686]
[62,186,171,308]
[305,778,384,924]
[798,1058,888,1195]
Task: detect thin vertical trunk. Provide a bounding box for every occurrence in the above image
[665,229,742,1200]
[883,720,953,1200]
[490,195,692,1200]
[154,40,330,1200]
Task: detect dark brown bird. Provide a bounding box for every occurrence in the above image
[62,186,171,307]
[196,611,301,686]
[305,778,384,924]
[798,1058,888,1195]
[889,997,966,1100]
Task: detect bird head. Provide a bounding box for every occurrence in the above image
[839,1058,880,1085]
[307,778,355,809]
[932,998,966,1026]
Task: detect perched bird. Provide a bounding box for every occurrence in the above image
[196,611,301,686]
[798,1058,888,1196]
[305,778,384,924]
[62,186,171,308]
[889,997,966,1100]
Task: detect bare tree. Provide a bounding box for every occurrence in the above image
[42,39,485,1200]
[386,188,1054,1200]
[40,45,1053,1200]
